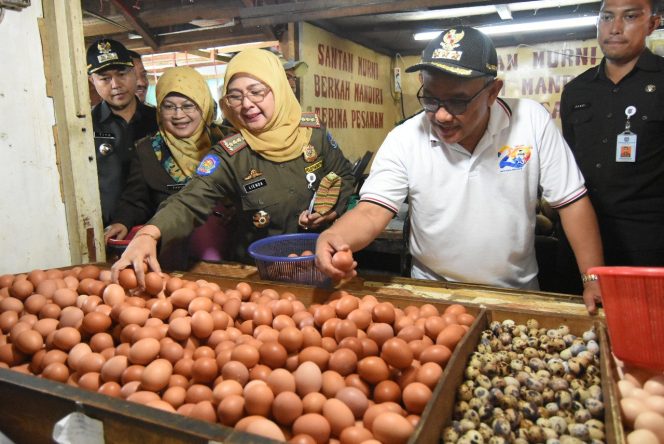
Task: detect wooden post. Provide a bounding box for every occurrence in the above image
[40,0,105,264]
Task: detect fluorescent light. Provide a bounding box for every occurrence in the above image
[495,4,513,20]
[414,15,597,40]
[479,15,597,35]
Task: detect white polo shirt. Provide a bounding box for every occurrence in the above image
[360,98,586,290]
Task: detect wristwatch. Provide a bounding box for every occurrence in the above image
[581,273,599,284]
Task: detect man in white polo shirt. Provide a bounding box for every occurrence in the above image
[316,26,605,313]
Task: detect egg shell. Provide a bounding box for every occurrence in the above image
[372,411,413,444]
[272,391,303,426]
[357,356,389,384]
[216,394,245,426]
[101,355,128,382]
[52,327,81,351]
[644,375,664,397]
[129,338,160,365]
[245,418,286,441]
[293,413,331,444]
[381,338,413,369]
[98,381,122,398]
[621,397,649,427]
[295,361,323,397]
[336,386,369,419]
[303,392,327,413]
[14,329,43,354]
[141,358,173,392]
[329,348,358,376]
[324,398,356,437]
[627,429,660,444]
[619,379,637,398]
[402,382,432,414]
[635,411,664,442]
[339,426,374,444]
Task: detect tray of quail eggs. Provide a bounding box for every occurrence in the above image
[443,318,604,444]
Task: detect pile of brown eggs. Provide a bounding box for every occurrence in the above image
[444,319,605,444]
[0,266,475,444]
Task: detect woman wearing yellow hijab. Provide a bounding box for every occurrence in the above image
[104,66,227,268]
[111,49,354,284]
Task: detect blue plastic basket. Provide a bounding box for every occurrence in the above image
[247,233,331,287]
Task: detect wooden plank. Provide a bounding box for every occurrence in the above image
[82,1,241,37]
[41,1,105,265]
[109,0,159,50]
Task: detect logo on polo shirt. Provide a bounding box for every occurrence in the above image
[498,145,532,172]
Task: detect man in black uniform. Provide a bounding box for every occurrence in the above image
[88,39,157,226]
[560,0,664,266]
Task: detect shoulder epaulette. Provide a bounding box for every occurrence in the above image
[300,112,321,128]
[218,133,247,156]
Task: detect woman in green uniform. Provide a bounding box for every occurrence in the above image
[103,66,227,270]
[111,48,354,286]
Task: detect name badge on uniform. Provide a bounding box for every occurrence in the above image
[616,106,637,162]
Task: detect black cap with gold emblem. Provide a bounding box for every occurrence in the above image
[406,26,497,78]
[86,38,134,75]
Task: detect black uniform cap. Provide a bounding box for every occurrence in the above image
[87,39,134,75]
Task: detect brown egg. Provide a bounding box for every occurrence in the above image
[0,311,19,334]
[299,346,330,371]
[10,279,34,300]
[23,294,47,315]
[231,343,260,368]
[336,386,369,419]
[162,385,187,408]
[436,324,466,350]
[321,370,346,398]
[329,348,358,376]
[294,361,323,397]
[215,394,245,426]
[78,372,101,391]
[118,306,150,327]
[301,326,323,348]
[0,297,24,314]
[212,379,243,404]
[58,306,84,329]
[245,418,286,441]
[367,323,394,348]
[419,344,452,367]
[358,356,389,384]
[42,362,69,382]
[293,413,331,444]
[290,434,318,444]
[260,341,288,369]
[98,381,122,398]
[167,316,191,341]
[52,327,81,351]
[339,425,374,444]
[243,381,274,416]
[313,305,336,328]
[346,309,372,330]
[266,368,296,395]
[372,303,395,324]
[323,397,356,438]
[101,355,128,383]
[372,411,413,444]
[129,338,160,365]
[415,362,443,389]
[118,268,138,290]
[14,329,44,354]
[373,380,402,404]
[381,338,413,369]
[144,272,164,296]
[335,319,358,343]
[185,383,214,404]
[102,284,126,307]
[635,411,664,443]
[345,374,371,397]
[141,358,173,392]
[221,360,249,385]
[81,312,112,334]
[402,382,431,414]
[39,303,61,320]
[191,357,218,384]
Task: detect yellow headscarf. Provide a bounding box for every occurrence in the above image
[221,48,311,163]
[156,66,220,176]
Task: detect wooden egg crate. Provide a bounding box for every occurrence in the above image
[0,267,622,444]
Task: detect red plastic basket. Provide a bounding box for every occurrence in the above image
[588,266,664,371]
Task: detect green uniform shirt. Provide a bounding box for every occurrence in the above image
[150,115,354,264]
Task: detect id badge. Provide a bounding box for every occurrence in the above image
[616,132,637,162]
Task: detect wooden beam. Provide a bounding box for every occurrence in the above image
[240,0,514,26]
[188,49,232,63]
[41,1,105,264]
[83,1,241,37]
[109,0,159,50]
[113,26,277,54]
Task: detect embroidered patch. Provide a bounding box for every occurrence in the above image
[305,160,323,174]
[303,144,318,162]
[498,145,532,171]
[327,132,339,150]
[300,113,321,128]
[196,154,221,176]
[431,29,464,61]
[573,102,591,110]
[244,178,267,193]
[219,133,247,155]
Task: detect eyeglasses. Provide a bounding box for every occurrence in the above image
[160,102,198,116]
[417,80,495,115]
[224,88,271,107]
